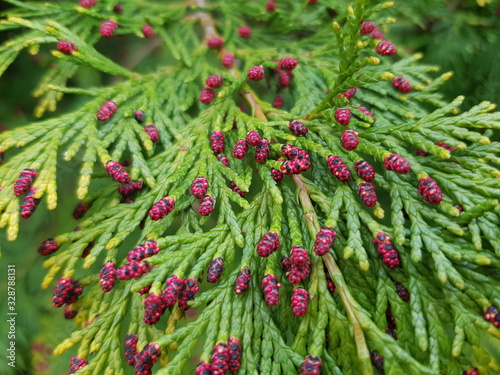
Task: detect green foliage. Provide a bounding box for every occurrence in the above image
[0,0,500,374]
[387,0,500,108]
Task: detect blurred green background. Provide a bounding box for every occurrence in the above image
[0,1,499,374]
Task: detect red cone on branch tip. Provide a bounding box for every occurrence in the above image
[233,139,248,159]
[148,196,175,220]
[278,71,293,87]
[374,232,391,245]
[246,130,261,147]
[99,261,116,293]
[392,76,412,94]
[376,40,396,56]
[64,305,77,319]
[211,342,230,373]
[38,238,60,256]
[195,361,212,375]
[79,0,97,8]
[211,131,225,153]
[327,155,351,181]
[222,53,234,68]
[191,177,209,199]
[118,180,143,196]
[463,368,480,375]
[373,232,400,269]
[206,75,224,88]
[199,195,215,216]
[291,288,309,316]
[207,257,224,283]
[335,107,351,125]
[484,305,500,327]
[271,168,284,181]
[228,337,242,371]
[134,110,146,123]
[52,277,83,307]
[255,138,270,163]
[162,275,183,307]
[360,22,375,35]
[97,100,118,120]
[80,240,94,258]
[287,245,311,284]
[262,274,281,305]
[238,26,251,39]
[484,305,499,321]
[278,57,298,70]
[234,267,251,294]
[358,182,378,207]
[384,154,411,174]
[341,129,359,150]
[143,292,168,325]
[69,356,87,374]
[138,284,151,295]
[418,177,443,204]
[200,86,216,104]
[394,281,410,302]
[105,160,131,183]
[280,146,311,174]
[116,260,152,280]
[144,124,159,143]
[300,355,322,375]
[124,333,138,366]
[257,232,280,257]
[358,106,374,120]
[436,141,457,151]
[354,160,376,182]
[416,148,430,157]
[289,120,308,135]
[386,304,397,329]
[100,20,118,38]
[113,3,123,13]
[324,266,335,293]
[134,342,161,375]
[273,95,283,109]
[339,87,357,99]
[230,182,246,197]
[56,40,77,54]
[142,24,154,39]
[72,201,89,219]
[314,226,336,256]
[216,154,229,166]
[279,159,300,175]
[266,0,276,12]
[281,144,299,158]
[207,37,224,50]
[247,65,265,81]
[20,188,41,219]
[14,168,37,196]
[126,240,160,262]
[289,245,309,267]
[177,278,199,311]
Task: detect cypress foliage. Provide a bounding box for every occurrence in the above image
[0,0,500,374]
